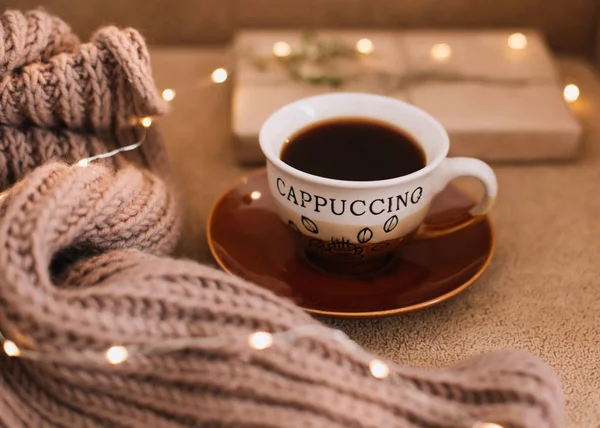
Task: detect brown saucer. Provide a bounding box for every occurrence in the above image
[207,169,495,319]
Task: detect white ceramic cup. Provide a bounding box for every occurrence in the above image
[259,92,497,274]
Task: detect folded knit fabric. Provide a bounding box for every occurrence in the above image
[0,9,174,193]
[0,124,172,191]
[0,23,166,131]
[0,163,564,428]
[0,9,78,75]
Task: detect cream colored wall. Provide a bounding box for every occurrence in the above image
[0,0,597,57]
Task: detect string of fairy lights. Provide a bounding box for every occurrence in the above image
[0,325,503,428]
[0,32,581,428]
[267,31,582,103]
[0,80,505,427]
[155,32,582,103]
[158,31,582,104]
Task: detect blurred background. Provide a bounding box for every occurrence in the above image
[0,0,598,61]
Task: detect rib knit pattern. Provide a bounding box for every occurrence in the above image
[0,9,171,194]
[0,22,167,131]
[0,9,78,75]
[0,124,172,190]
[0,8,175,200]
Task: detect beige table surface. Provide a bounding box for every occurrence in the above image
[151,47,600,428]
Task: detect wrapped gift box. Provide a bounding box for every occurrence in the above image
[231,29,582,164]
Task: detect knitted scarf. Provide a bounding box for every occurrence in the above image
[0,9,564,428]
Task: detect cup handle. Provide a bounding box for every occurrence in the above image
[415,157,498,240]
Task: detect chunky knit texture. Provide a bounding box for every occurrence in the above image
[0,23,167,131]
[0,9,565,428]
[0,124,171,191]
[0,8,171,197]
[0,9,78,75]
[0,9,173,190]
[0,163,564,428]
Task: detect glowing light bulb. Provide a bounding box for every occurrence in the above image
[563,84,580,103]
[368,359,390,379]
[272,41,292,57]
[356,38,375,55]
[105,346,128,364]
[430,43,452,61]
[140,117,153,128]
[211,68,228,84]
[332,329,349,342]
[248,332,273,350]
[3,340,20,357]
[507,32,528,50]
[161,89,176,101]
[250,191,261,200]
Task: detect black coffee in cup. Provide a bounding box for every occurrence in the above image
[280,117,426,182]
